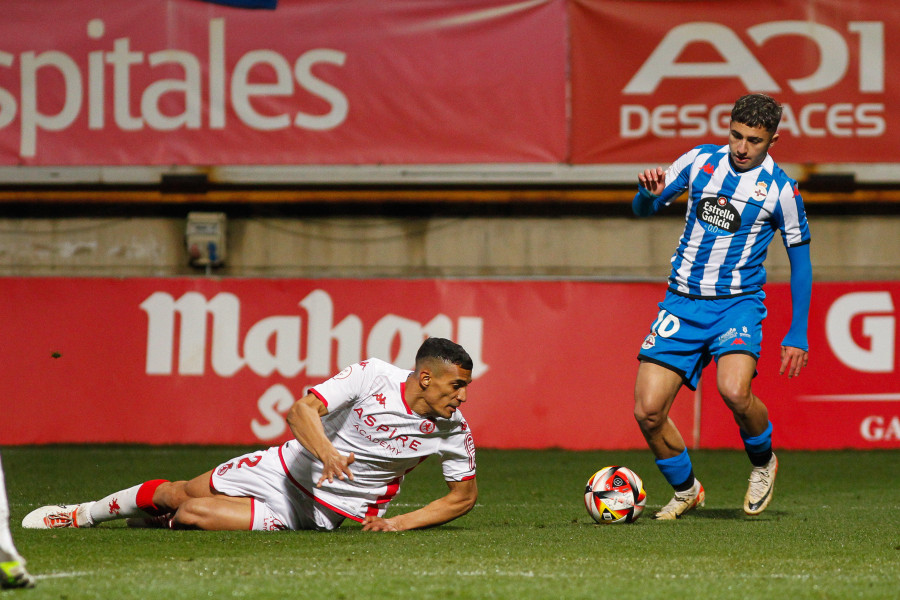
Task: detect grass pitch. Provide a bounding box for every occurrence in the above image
[3,446,898,599]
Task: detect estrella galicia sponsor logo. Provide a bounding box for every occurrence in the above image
[698,196,741,235]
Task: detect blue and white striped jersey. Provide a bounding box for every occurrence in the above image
[640,144,811,298]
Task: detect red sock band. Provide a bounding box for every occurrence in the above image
[135,479,169,516]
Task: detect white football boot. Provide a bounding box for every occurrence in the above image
[744,453,778,515]
[21,503,95,529]
[653,479,705,520]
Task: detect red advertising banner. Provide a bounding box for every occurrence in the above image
[570,0,898,164]
[700,283,900,449]
[0,0,567,165]
[2,0,897,170]
[1,278,897,450]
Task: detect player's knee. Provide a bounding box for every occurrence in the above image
[154,480,189,510]
[719,382,753,414]
[634,404,665,432]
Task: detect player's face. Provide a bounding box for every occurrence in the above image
[728,121,778,172]
[419,361,472,419]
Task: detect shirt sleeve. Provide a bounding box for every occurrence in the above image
[309,360,378,412]
[775,178,811,248]
[781,243,812,351]
[438,419,477,482]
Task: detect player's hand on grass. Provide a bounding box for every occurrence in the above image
[361,515,399,532]
[317,451,355,487]
[638,166,666,195]
[779,345,808,378]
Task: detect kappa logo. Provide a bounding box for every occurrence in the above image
[374,393,387,407]
[108,498,121,516]
[703,163,715,175]
[731,338,747,345]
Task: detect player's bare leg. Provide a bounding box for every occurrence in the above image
[24,471,252,531]
[634,362,685,459]
[633,362,685,459]
[717,354,778,515]
[119,474,253,530]
[161,472,253,530]
[634,362,704,519]
[717,354,768,436]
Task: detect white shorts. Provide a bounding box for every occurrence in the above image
[210,446,345,532]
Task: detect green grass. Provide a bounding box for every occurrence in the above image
[3,446,898,599]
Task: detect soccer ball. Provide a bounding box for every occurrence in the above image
[584,465,647,524]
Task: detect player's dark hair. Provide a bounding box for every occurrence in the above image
[415,337,473,371]
[731,93,782,133]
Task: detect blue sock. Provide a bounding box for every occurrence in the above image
[741,421,773,467]
[656,448,694,491]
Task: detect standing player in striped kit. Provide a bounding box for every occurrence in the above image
[22,337,477,532]
[631,94,812,519]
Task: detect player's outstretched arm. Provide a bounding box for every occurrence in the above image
[286,394,355,486]
[633,166,666,217]
[362,478,477,532]
[780,243,812,378]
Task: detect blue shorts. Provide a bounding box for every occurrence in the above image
[637,291,767,390]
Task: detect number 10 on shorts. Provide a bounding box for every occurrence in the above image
[651,310,681,338]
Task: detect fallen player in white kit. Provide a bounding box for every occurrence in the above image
[23,338,477,533]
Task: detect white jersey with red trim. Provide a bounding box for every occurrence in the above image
[281,358,477,522]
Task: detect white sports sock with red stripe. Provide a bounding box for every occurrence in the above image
[88,479,169,524]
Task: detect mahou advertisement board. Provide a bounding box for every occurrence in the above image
[1,278,897,449]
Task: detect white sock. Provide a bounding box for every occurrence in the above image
[88,480,168,524]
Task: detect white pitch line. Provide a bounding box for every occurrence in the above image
[36,571,91,580]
